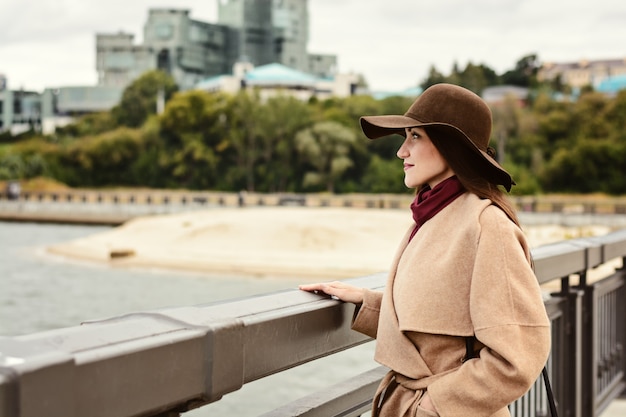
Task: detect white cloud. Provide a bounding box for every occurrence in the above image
[0,0,625,92]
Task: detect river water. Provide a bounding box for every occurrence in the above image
[0,221,377,416]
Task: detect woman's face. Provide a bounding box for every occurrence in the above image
[397,127,454,189]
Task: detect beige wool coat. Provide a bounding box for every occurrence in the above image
[352,192,551,417]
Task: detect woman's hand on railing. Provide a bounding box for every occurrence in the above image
[299,281,365,304]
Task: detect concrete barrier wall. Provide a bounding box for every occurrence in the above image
[2,190,626,226]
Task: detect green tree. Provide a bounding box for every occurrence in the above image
[457,62,490,94]
[361,95,412,185]
[361,154,407,193]
[506,109,545,178]
[605,89,626,136]
[447,61,462,86]
[503,162,541,195]
[53,111,116,138]
[257,95,312,191]
[312,95,383,192]
[0,153,25,179]
[501,54,539,87]
[421,61,499,94]
[52,127,145,187]
[536,106,572,149]
[0,139,57,180]
[223,90,264,191]
[159,90,229,188]
[130,116,168,188]
[570,91,611,140]
[295,121,357,192]
[112,70,178,128]
[421,65,447,90]
[541,139,626,194]
[491,94,522,164]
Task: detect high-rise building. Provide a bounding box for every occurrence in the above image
[96,3,336,91]
[143,9,237,89]
[217,0,318,74]
[272,0,311,72]
[97,9,235,90]
[1,3,343,134]
[96,32,154,88]
[0,89,42,135]
[218,0,275,67]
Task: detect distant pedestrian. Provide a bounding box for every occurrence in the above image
[6,181,21,200]
[300,84,551,416]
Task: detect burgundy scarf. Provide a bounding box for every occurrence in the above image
[408,176,466,241]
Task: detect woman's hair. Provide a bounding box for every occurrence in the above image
[423,126,521,227]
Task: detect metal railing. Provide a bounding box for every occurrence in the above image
[1,230,626,417]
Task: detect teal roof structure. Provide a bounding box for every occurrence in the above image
[244,63,318,86]
[372,86,423,100]
[195,75,229,90]
[597,75,626,94]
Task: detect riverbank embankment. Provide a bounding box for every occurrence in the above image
[41,205,622,280]
[3,189,626,279]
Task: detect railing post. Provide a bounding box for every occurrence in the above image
[575,271,595,417]
[622,256,626,398]
[553,278,584,417]
[597,257,626,405]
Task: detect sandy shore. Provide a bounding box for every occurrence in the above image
[47,206,614,280]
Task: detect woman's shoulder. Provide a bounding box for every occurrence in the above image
[475,198,527,245]
[444,193,522,237]
[452,192,492,213]
[451,193,502,223]
[450,192,521,233]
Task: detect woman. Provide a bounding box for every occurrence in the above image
[300,83,551,417]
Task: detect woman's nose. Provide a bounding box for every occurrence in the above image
[397,138,409,159]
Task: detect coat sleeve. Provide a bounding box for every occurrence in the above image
[351,288,383,339]
[427,207,551,417]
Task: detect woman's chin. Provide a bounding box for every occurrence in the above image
[404,178,419,189]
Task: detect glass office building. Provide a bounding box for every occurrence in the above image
[96,2,336,90]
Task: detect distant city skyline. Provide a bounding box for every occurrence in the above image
[1,0,626,92]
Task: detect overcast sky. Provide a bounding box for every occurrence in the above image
[1,0,625,92]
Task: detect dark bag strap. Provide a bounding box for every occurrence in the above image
[465,336,558,416]
[542,366,559,417]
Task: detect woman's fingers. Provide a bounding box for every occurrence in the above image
[298,283,327,292]
[299,282,364,304]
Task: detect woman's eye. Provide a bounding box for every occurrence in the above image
[412,132,419,139]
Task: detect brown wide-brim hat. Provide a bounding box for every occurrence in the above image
[360,83,515,191]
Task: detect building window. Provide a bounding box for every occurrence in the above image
[157,49,171,72]
[156,23,173,40]
[13,98,21,114]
